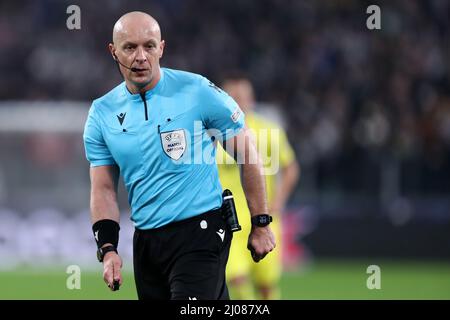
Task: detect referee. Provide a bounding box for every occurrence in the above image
[83,11,275,300]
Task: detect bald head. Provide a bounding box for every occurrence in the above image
[109,11,165,94]
[113,11,161,44]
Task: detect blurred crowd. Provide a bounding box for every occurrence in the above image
[0,208,135,269]
[0,0,449,203]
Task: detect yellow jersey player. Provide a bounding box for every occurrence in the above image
[217,74,300,299]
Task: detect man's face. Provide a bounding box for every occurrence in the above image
[110,17,165,90]
[223,79,255,114]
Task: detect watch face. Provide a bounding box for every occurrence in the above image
[253,214,271,226]
[259,216,269,224]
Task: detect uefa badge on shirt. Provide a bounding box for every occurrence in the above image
[161,129,186,160]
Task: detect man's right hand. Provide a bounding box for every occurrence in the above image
[247,225,276,263]
[102,251,123,291]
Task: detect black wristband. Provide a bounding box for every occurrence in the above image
[92,219,120,249]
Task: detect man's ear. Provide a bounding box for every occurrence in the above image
[108,43,117,60]
[159,40,165,59]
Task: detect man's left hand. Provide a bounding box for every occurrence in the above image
[248,226,276,262]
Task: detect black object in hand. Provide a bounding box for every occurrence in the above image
[110,280,120,291]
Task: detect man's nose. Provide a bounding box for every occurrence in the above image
[135,47,147,63]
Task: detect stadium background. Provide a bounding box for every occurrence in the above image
[0,0,449,299]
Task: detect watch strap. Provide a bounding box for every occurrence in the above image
[97,245,117,263]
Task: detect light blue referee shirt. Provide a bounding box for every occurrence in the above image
[83,68,245,229]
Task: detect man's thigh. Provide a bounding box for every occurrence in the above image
[169,213,232,300]
[133,229,170,300]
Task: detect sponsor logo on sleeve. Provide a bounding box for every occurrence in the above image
[231,108,242,123]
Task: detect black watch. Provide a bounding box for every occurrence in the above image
[97,245,118,263]
[251,214,273,227]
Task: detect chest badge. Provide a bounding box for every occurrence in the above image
[160,129,186,160]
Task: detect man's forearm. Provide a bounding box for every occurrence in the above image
[91,188,121,250]
[230,128,269,217]
[89,165,121,224]
[89,166,121,251]
[226,129,276,262]
[240,143,276,263]
[240,160,269,217]
[90,188,121,224]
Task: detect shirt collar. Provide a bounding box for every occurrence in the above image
[123,67,165,101]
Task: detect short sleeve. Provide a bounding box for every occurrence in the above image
[83,103,116,167]
[199,77,245,141]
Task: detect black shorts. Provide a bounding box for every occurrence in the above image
[133,208,233,300]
